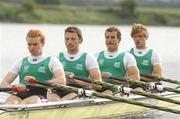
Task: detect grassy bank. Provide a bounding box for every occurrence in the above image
[0,2,179,26]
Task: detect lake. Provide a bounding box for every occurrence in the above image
[0,23,180,118]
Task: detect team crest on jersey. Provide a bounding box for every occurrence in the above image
[141,60,149,66]
[23,65,29,72]
[75,64,84,70]
[113,62,121,68]
[38,66,46,73]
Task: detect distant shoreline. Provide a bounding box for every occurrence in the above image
[0,3,180,26]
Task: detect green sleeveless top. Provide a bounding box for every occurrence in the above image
[19,57,53,86]
[97,51,126,80]
[59,52,89,78]
[130,48,153,75]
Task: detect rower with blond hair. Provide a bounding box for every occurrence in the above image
[130,23,162,82]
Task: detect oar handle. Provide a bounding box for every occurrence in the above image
[0,88,13,92]
[27,78,52,87]
[109,76,126,81]
[0,87,29,92]
[140,74,160,80]
[73,76,92,83]
[109,76,146,87]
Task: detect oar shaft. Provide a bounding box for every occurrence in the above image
[74,76,180,105]
[73,76,92,83]
[164,87,180,94]
[109,76,150,88]
[110,76,180,94]
[161,78,180,85]
[0,88,12,92]
[34,80,180,115]
[0,87,29,92]
[140,74,160,80]
[73,76,114,90]
[131,90,180,105]
[140,74,180,85]
[92,91,180,114]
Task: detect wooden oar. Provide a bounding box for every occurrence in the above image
[0,87,29,92]
[110,76,180,94]
[0,88,14,92]
[72,76,180,105]
[141,74,180,85]
[26,79,180,115]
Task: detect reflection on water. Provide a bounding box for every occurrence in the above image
[117,112,157,119]
[117,106,180,119]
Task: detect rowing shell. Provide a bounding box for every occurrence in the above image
[0,92,179,119]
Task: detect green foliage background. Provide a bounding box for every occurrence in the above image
[0,0,179,26]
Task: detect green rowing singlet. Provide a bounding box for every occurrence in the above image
[130,48,153,75]
[19,57,53,86]
[59,52,89,79]
[97,51,126,80]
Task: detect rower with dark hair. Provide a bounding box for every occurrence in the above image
[95,26,140,94]
[57,26,102,99]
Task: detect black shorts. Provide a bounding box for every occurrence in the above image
[14,85,47,99]
[96,86,109,93]
[68,83,84,88]
[51,88,69,98]
[129,84,147,90]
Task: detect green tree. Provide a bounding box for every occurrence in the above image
[22,0,37,13]
[120,0,137,17]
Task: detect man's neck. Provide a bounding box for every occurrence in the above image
[68,49,79,55]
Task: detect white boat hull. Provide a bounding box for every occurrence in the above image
[0,92,179,119]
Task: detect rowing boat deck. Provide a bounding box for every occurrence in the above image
[0,93,180,119]
[0,99,148,119]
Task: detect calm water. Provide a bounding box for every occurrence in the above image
[0,23,180,118]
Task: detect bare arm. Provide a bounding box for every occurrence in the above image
[89,68,101,81]
[47,57,66,85]
[65,72,89,87]
[88,68,102,90]
[153,64,162,76]
[47,69,66,85]
[124,53,140,80]
[127,66,140,80]
[25,69,66,87]
[141,64,162,82]
[106,66,140,84]
[66,68,102,91]
[141,50,162,82]
[0,72,17,88]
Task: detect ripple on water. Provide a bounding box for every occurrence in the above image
[115,105,180,119]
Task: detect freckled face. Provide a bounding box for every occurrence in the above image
[26,37,43,56]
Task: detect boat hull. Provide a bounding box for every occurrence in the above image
[0,93,180,119]
[0,102,148,119]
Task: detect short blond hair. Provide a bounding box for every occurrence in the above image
[105,26,121,40]
[131,24,148,38]
[65,26,83,40]
[26,29,45,44]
